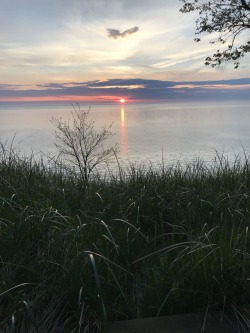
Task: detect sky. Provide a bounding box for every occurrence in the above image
[1,0,250,103]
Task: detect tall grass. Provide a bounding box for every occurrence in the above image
[1,142,250,332]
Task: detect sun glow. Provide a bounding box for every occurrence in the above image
[120,98,126,103]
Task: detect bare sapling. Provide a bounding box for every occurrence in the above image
[51,104,118,182]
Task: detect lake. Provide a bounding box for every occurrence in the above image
[1,100,250,168]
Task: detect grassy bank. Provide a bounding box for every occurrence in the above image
[0,144,250,332]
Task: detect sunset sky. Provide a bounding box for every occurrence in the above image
[1,0,250,102]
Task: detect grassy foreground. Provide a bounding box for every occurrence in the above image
[1,145,250,332]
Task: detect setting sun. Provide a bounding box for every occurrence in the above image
[120,98,126,103]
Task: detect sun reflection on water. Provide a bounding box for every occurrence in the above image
[120,106,127,156]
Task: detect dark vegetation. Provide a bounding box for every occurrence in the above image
[1,141,250,332]
[180,0,250,68]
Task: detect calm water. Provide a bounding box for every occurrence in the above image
[1,100,250,167]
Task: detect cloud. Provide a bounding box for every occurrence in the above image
[37,83,66,89]
[107,26,139,39]
[1,78,250,102]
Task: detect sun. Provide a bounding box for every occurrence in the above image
[119,98,126,103]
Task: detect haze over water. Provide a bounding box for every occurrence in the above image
[1,100,250,168]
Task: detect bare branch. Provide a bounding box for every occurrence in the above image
[51,104,118,182]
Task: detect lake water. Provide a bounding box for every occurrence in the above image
[1,100,250,168]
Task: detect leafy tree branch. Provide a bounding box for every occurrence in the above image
[180,0,250,68]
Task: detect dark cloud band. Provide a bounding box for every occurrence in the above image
[107,26,139,39]
[1,78,250,101]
